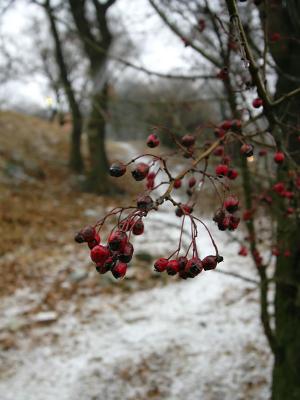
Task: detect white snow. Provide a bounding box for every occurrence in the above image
[0,210,272,400]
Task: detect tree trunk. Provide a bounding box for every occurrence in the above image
[84,85,110,193]
[45,0,84,173]
[265,2,300,398]
[69,111,84,173]
[272,217,300,400]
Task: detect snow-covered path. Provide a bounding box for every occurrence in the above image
[0,220,272,400]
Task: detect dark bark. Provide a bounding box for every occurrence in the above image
[45,0,84,173]
[263,2,300,398]
[84,86,110,193]
[68,0,115,192]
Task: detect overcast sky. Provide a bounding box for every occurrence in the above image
[0,0,201,110]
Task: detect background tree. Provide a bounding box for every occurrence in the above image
[141,1,300,398]
[68,0,117,193]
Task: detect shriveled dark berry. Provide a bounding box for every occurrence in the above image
[118,242,134,263]
[181,134,196,147]
[132,219,144,235]
[108,230,128,252]
[131,163,149,181]
[109,162,126,177]
[137,195,153,211]
[185,258,203,278]
[202,255,218,270]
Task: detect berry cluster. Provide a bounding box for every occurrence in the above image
[75,123,294,279]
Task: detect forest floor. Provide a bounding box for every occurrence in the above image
[0,111,272,400]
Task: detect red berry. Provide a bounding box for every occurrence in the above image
[274,151,285,164]
[181,134,195,147]
[118,242,134,263]
[182,37,190,47]
[185,258,203,278]
[252,98,263,108]
[188,176,196,188]
[131,163,149,181]
[258,149,267,156]
[74,232,85,243]
[238,246,248,257]
[198,18,206,32]
[147,172,156,180]
[284,250,291,257]
[218,216,230,231]
[222,155,231,165]
[220,120,232,131]
[175,207,183,217]
[111,262,127,279]
[228,215,240,231]
[182,204,193,214]
[102,256,116,270]
[282,191,294,199]
[215,164,229,176]
[173,179,182,189]
[217,67,228,81]
[286,207,295,215]
[273,182,285,194]
[240,143,254,157]
[88,233,101,249]
[109,162,126,178]
[78,225,96,242]
[272,247,280,257]
[202,255,218,270]
[108,230,128,252]
[166,260,180,275]
[90,245,110,264]
[213,146,224,157]
[270,32,281,42]
[213,209,225,224]
[146,179,155,190]
[243,210,252,221]
[96,264,111,274]
[178,256,188,271]
[227,169,238,180]
[232,119,242,132]
[154,258,169,272]
[137,195,153,211]
[147,133,160,148]
[214,127,226,138]
[132,219,144,235]
[224,195,239,213]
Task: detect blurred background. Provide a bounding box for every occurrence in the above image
[0,1,275,399]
